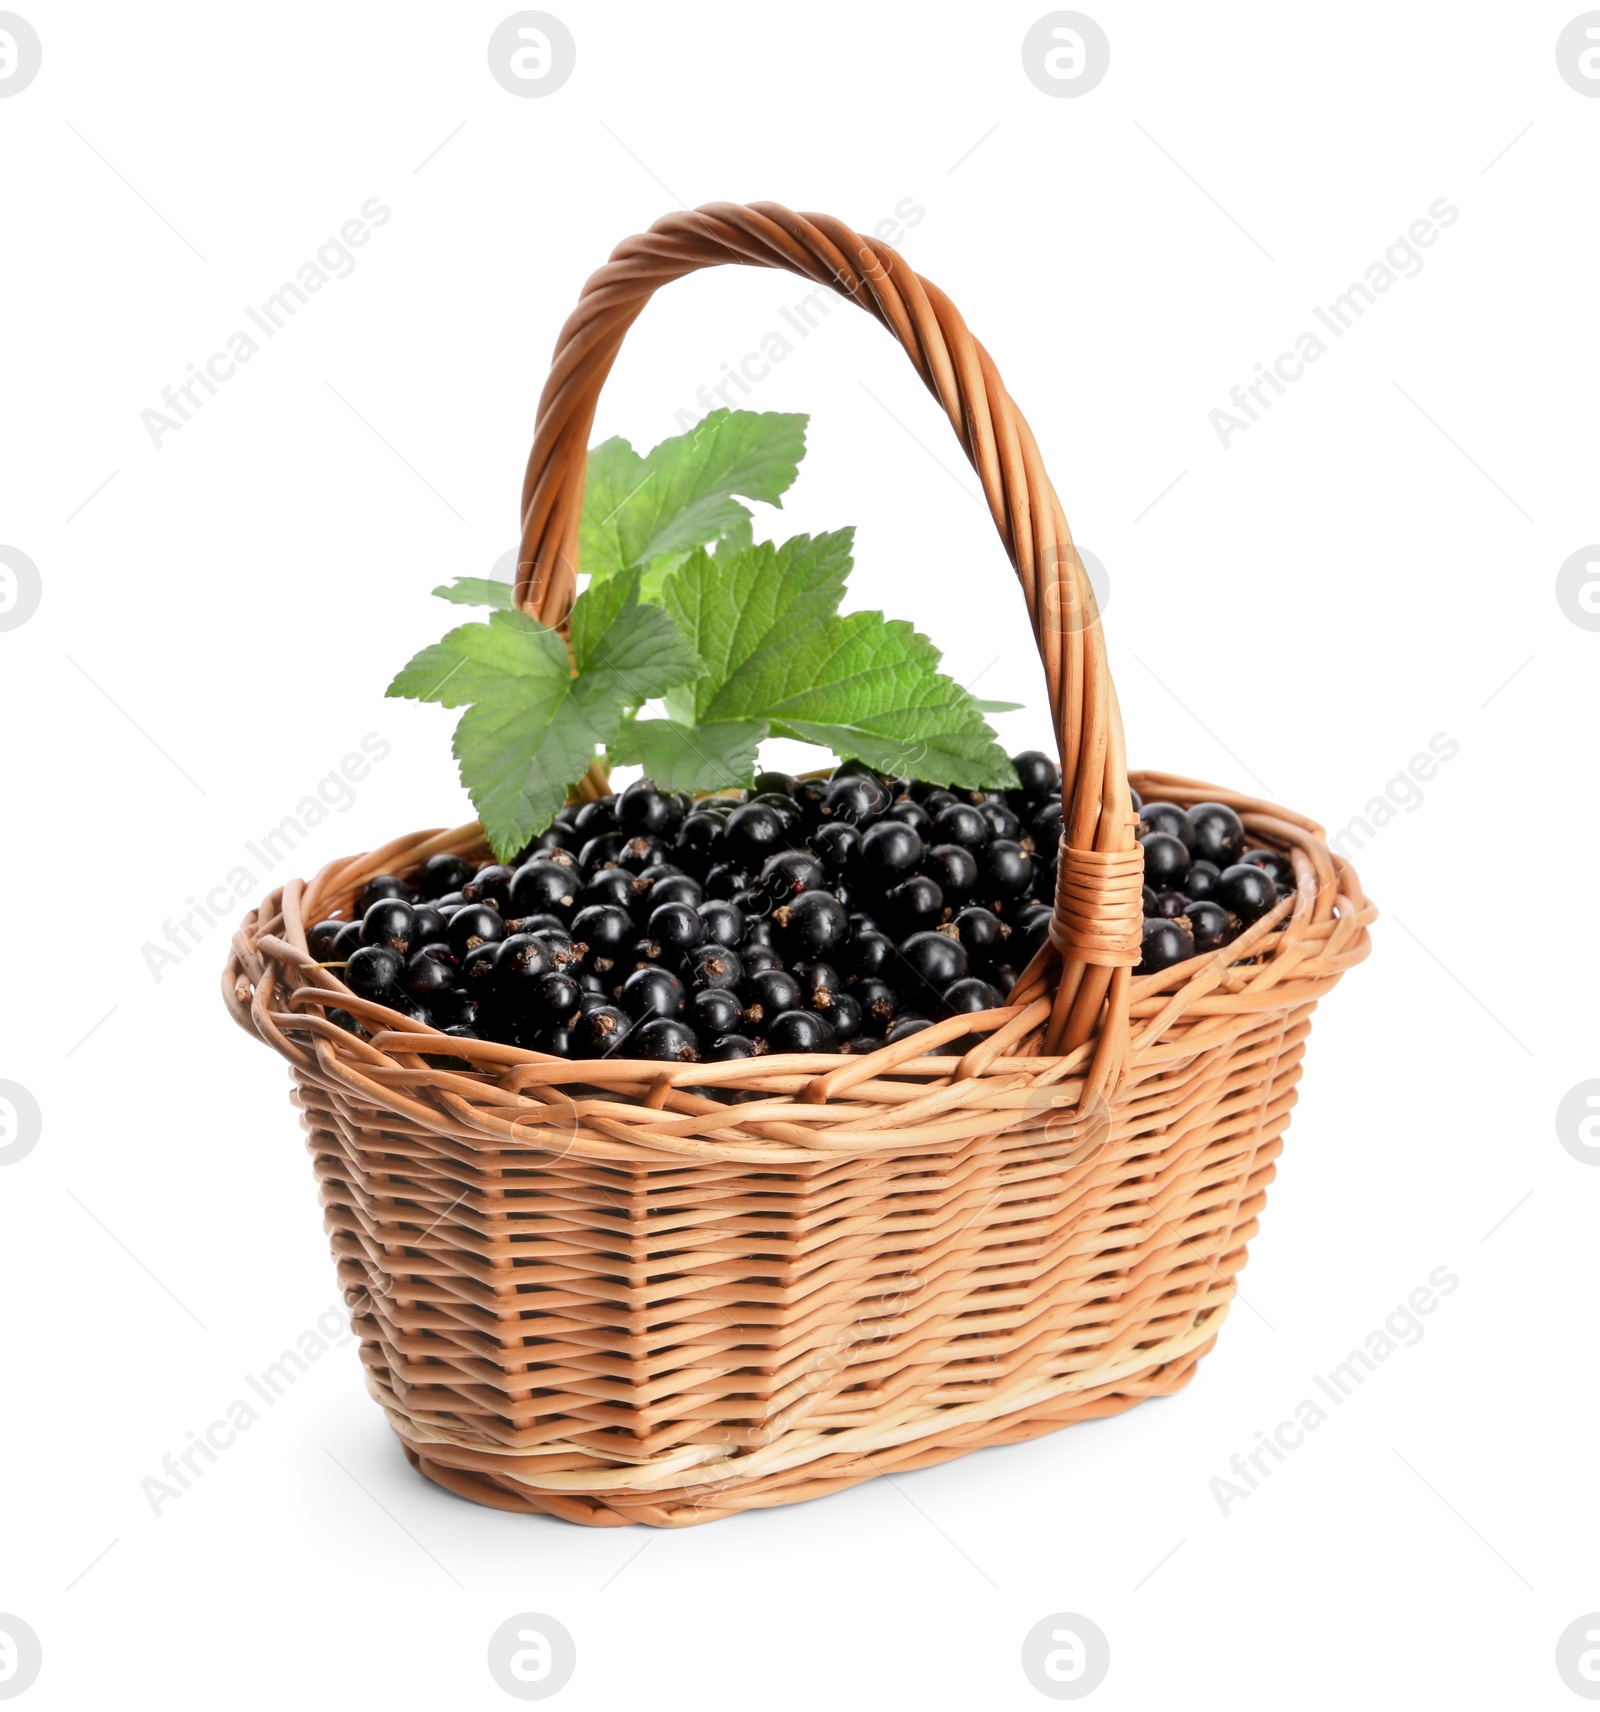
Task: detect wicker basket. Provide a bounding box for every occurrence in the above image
[225,202,1374,1528]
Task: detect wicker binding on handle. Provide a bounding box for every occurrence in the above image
[512,201,1140,1079]
[225,202,1375,1527]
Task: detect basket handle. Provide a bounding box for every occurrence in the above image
[515,201,1140,1071]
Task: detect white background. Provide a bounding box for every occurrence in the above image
[2,3,1597,1707]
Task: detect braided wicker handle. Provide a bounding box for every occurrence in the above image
[515,201,1140,1068]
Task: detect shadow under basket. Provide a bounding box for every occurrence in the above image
[223,202,1374,1526]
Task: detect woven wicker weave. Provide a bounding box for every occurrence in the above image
[225,203,1374,1527]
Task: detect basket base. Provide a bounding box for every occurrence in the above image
[392,1339,1215,1528]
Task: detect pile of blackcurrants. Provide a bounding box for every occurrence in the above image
[308,758,1293,1065]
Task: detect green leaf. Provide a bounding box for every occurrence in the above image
[974,698,1024,713]
[659,536,1017,790]
[579,410,806,582]
[608,717,767,792]
[432,577,518,609]
[386,572,699,858]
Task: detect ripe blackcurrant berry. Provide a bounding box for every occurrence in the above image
[675,811,725,863]
[702,862,747,901]
[618,779,671,835]
[618,835,669,875]
[767,1009,838,1054]
[1138,918,1195,973]
[581,868,636,911]
[845,927,894,978]
[860,819,924,881]
[463,864,516,910]
[753,769,799,798]
[706,1034,758,1061]
[725,801,787,866]
[572,796,617,838]
[951,905,1008,966]
[1011,750,1059,800]
[942,976,1005,1016]
[570,904,633,966]
[458,944,502,994]
[820,774,889,824]
[632,1018,700,1062]
[743,968,803,1027]
[697,900,745,949]
[403,951,456,998]
[1029,798,1063,853]
[690,986,744,1042]
[1156,891,1188,919]
[331,921,364,961]
[576,1005,632,1058]
[899,930,969,999]
[361,898,418,955]
[356,875,412,914]
[418,853,472,898]
[1241,847,1295,891]
[685,943,743,990]
[579,833,625,871]
[495,933,553,989]
[344,945,403,998]
[740,945,781,979]
[411,905,447,946]
[792,960,842,1010]
[1141,885,1159,918]
[886,801,933,840]
[983,840,1034,899]
[529,971,583,1028]
[932,802,989,849]
[1217,863,1278,922]
[851,977,898,1032]
[1138,831,1190,892]
[761,848,827,899]
[925,843,979,902]
[644,873,704,911]
[307,920,345,960]
[447,904,505,958]
[884,875,944,936]
[979,800,1022,843]
[1189,802,1246,867]
[827,991,863,1040]
[647,901,703,956]
[1184,860,1220,902]
[1139,801,1196,850]
[883,1014,932,1044]
[620,965,685,1023]
[776,890,848,958]
[1183,900,1234,953]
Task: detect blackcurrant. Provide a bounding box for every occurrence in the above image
[690,986,744,1041]
[1241,848,1296,891]
[576,1005,632,1058]
[886,800,933,840]
[724,801,787,866]
[761,848,827,899]
[860,819,923,880]
[675,811,725,863]
[883,875,944,936]
[883,1014,932,1044]
[457,943,502,994]
[647,901,703,956]
[820,774,888,824]
[685,943,743,990]
[307,920,345,960]
[1139,801,1196,850]
[581,868,636,911]
[1189,801,1246,867]
[1029,799,1063,853]
[495,933,553,988]
[812,821,860,874]
[463,864,516,910]
[1138,918,1195,973]
[573,797,617,838]
[1217,863,1278,922]
[898,930,969,999]
[924,843,979,902]
[1184,860,1220,902]
[983,840,1034,899]
[852,977,898,1032]
[741,944,781,977]
[580,833,626,871]
[776,890,848,957]
[744,968,802,1027]
[618,835,669,876]
[827,991,863,1040]
[753,769,799,798]
[1156,891,1188,919]
[952,906,1008,967]
[618,778,671,835]
[411,905,447,946]
[942,976,1005,1016]
[361,898,418,954]
[1183,900,1234,953]
[418,853,472,898]
[447,904,505,957]
[932,803,989,849]
[706,1034,758,1061]
[344,944,402,998]
[1011,750,1059,800]
[356,875,411,914]
[767,1009,837,1054]
[1138,831,1190,892]
[528,971,582,1027]
[697,900,745,949]
[845,927,894,979]
[642,872,704,911]
[978,800,1022,843]
[632,1018,700,1062]
[403,950,456,997]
